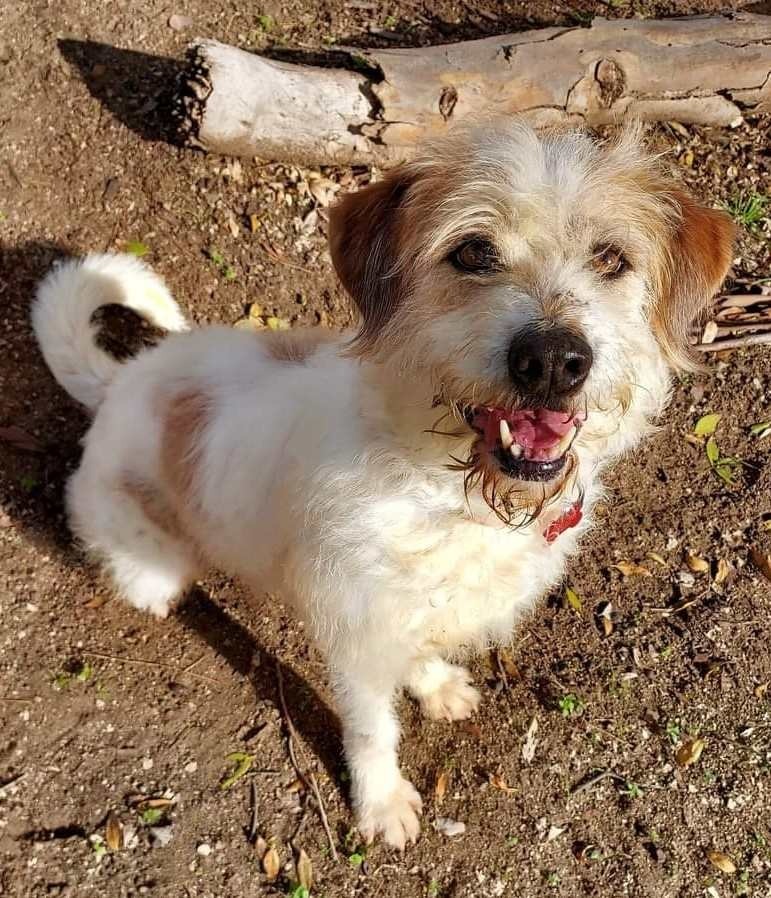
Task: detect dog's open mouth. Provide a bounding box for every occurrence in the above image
[467,406,584,482]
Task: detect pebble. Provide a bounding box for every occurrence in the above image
[197,842,212,857]
[434,817,466,837]
[150,826,173,847]
[184,761,198,774]
[141,758,154,771]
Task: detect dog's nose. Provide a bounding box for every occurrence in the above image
[508,328,593,404]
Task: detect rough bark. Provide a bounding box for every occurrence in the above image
[176,12,771,166]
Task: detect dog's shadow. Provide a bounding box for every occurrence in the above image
[0,240,342,783]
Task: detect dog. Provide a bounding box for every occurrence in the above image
[32,121,733,848]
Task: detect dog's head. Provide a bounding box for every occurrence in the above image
[330,123,734,522]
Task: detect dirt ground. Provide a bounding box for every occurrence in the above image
[1,1,771,896]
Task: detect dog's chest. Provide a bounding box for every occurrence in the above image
[388,514,573,650]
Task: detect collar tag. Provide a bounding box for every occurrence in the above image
[543,500,583,544]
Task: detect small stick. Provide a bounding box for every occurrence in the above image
[275,663,339,861]
[715,293,771,309]
[570,769,622,797]
[83,650,223,686]
[0,696,35,703]
[716,323,771,337]
[693,332,771,352]
[249,780,259,842]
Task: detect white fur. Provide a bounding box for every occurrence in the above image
[32,126,694,849]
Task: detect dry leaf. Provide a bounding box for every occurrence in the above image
[613,561,652,578]
[434,769,450,804]
[254,835,268,859]
[701,321,718,344]
[522,717,538,765]
[249,213,261,233]
[266,317,290,331]
[0,425,43,453]
[105,812,123,851]
[262,846,280,880]
[84,594,108,609]
[707,850,736,874]
[751,547,771,583]
[675,737,706,768]
[287,777,306,794]
[685,552,710,574]
[714,558,733,585]
[598,602,614,637]
[227,214,240,238]
[296,848,313,891]
[564,587,582,614]
[647,552,667,566]
[755,682,769,699]
[497,649,521,680]
[489,773,516,794]
[249,303,263,320]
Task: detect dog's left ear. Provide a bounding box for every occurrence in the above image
[329,168,418,353]
[652,189,735,370]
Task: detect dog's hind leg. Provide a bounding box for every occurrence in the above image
[405,656,481,721]
[66,466,199,618]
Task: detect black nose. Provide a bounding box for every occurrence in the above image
[508,328,593,406]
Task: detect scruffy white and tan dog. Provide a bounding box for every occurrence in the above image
[33,123,733,848]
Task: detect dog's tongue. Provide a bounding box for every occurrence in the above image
[475,407,577,450]
[507,409,575,449]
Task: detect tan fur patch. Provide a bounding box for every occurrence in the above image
[122,475,183,540]
[260,329,333,364]
[160,391,209,511]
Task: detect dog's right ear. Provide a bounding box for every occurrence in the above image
[329,169,416,353]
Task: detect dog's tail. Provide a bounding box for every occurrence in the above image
[32,253,189,412]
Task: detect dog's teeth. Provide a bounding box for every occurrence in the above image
[510,442,523,459]
[499,419,513,450]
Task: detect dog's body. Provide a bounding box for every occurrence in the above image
[33,123,733,847]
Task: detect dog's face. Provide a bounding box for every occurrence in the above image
[330,123,734,521]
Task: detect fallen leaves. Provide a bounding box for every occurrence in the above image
[488,773,516,794]
[434,768,450,805]
[613,561,652,578]
[750,547,771,583]
[105,812,123,851]
[675,736,706,768]
[522,717,538,764]
[296,848,313,891]
[564,586,582,614]
[597,602,614,637]
[684,551,710,574]
[220,752,253,790]
[694,413,721,437]
[750,420,771,439]
[262,845,281,880]
[707,850,736,874]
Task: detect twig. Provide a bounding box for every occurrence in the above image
[83,650,223,686]
[249,780,259,842]
[0,696,35,703]
[275,662,339,861]
[693,332,771,352]
[570,769,623,797]
[715,293,771,309]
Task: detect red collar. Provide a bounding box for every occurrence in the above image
[543,500,583,544]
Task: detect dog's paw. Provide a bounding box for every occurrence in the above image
[418,667,481,722]
[358,778,423,850]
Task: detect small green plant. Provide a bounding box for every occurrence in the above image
[348,852,365,868]
[726,191,769,229]
[19,474,39,492]
[736,868,750,896]
[90,835,107,861]
[383,14,397,28]
[621,781,643,800]
[427,880,440,898]
[558,693,582,717]
[220,752,253,790]
[125,240,149,257]
[665,720,681,745]
[705,436,742,486]
[505,834,519,847]
[545,871,561,887]
[140,807,164,826]
[288,887,309,898]
[208,248,237,282]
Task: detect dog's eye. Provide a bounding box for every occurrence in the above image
[449,238,500,274]
[590,244,630,278]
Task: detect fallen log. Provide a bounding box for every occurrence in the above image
[175,12,771,166]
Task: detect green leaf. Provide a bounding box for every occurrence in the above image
[208,248,225,266]
[288,887,309,898]
[715,464,739,486]
[750,420,771,438]
[75,661,94,682]
[348,852,365,868]
[564,587,582,614]
[125,241,149,258]
[256,13,275,31]
[140,807,163,826]
[694,413,721,437]
[220,751,253,789]
[705,436,720,465]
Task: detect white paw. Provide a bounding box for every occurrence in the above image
[357,778,423,850]
[419,668,481,722]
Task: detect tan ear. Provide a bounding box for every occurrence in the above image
[653,189,735,370]
[328,169,416,352]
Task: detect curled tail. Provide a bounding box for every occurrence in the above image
[32,253,188,412]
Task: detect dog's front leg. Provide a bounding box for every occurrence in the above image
[330,652,422,849]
